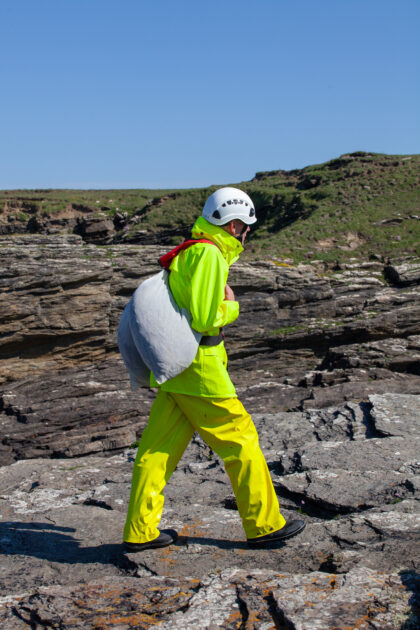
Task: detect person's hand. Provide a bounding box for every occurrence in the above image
[225,283,235,301]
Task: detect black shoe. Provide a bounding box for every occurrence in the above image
[247,520,306,548]
[123,529,178,552]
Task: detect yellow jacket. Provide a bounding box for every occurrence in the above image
[150,216,243,397]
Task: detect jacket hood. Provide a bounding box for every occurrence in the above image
[191,216,243,266]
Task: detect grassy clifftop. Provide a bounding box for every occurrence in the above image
[245,151,419,262]
[1,152,419,263]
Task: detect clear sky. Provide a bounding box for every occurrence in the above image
[1,0,419,189]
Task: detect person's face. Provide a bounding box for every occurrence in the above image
[230,219,250,245]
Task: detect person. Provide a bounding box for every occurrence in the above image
[123,187,306,551]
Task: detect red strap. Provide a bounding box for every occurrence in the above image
[159,238,219,270]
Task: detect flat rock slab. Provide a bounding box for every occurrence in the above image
[369,392,420,436]
[0,568,417,629]
[275,418,420,516]
[278,435,420,475]
[1,456,418,590]
[274,468,417,513]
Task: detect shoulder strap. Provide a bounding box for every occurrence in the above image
[159,238,220,270]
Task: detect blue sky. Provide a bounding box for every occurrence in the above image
[1,0,419,189]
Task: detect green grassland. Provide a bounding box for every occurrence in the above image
[244,152,419,262]
[1,152,419,263]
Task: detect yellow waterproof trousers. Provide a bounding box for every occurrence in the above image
[123,391,286,542]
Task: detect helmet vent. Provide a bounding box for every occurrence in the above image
[249,208,255,217]
[212,210,221,219]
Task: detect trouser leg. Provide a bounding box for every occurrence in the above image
[173,393,286,539]
[123,390,194,543]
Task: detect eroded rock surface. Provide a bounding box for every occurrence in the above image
[0,394,419,628]
[0,568,416,629]
[1,234,419,627]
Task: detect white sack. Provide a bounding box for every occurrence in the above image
[118,270,202,388]
[117,301,150,390]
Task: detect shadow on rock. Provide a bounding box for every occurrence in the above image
[400,570,420,630]
[0,521,124,566]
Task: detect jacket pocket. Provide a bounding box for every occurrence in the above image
[200,346,235,397]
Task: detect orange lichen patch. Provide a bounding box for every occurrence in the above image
[159,543,177,567]
[32,579,200,628]
[158,520,210,567]
[178,519,207,538]
[341,612,371,630]
[372,576,387,584]
[303,583,332,597]
[223,608,244,626]
[91,612,158,627]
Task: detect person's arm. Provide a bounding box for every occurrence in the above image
[188,245,239,333]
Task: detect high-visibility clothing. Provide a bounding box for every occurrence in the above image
[124,216,286,544]
[123,391,286,542]
[149,216,242,398]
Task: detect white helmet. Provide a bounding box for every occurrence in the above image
[202,187,257,226]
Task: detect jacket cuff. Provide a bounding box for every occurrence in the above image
[222,299,239,325]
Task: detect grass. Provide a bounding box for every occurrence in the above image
[1,152,419,264]
[261,318,353,338]
[267,325,308,336]
[243,152,420,262]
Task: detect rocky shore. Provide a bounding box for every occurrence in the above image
[1,233,419,628]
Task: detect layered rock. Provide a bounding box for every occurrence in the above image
[0,359,154,465]
[0,236,167,384]
[1,235,420,464]
[0,235,113,383]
